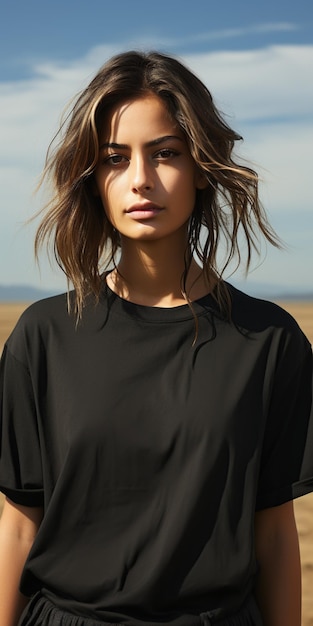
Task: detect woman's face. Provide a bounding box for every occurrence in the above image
[94,94,205,245]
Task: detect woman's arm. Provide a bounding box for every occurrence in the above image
[255,500,301,626]
[0,497,43,626]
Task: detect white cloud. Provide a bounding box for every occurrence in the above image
[238,122,312,214]
[184,45,313,120]
[120,22,299,50]
[181,22,298,45]
[0,43,312,291]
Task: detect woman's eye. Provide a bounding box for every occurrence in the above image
[104,154,127,166]
[155,149,179,159]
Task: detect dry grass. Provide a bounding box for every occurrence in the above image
[0,299,313,623]
[0,303,30,351]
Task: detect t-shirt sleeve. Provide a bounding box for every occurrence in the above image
[256,327,313,510]
[0,342,44,506]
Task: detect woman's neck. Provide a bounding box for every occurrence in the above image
[107,238,213,307]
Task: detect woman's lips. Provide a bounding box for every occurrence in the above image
[126,204,164,219]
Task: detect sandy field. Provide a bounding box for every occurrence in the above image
[0,300,313,624]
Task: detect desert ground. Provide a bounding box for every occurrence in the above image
[0,300,313,624]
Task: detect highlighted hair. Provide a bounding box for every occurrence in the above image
[35,50,280,316]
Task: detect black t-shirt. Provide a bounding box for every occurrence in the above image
[0,284,312,625]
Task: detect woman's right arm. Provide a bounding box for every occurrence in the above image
[0,497,43,626]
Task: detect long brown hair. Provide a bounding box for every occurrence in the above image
[35,50,280,316]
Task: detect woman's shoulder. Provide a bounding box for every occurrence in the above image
[4,292,70,358]
[5,289,109,361]
[13,291,69,330]
[227,282,310,345]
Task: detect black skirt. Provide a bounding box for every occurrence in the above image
[19,593,263,626]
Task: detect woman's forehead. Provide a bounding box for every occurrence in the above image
[98,94,182,143]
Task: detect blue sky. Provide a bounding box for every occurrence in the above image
[1,0,312,296]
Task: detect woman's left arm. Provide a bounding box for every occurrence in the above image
[255,500,301,626]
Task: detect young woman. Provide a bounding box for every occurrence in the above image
[0,50,312,626]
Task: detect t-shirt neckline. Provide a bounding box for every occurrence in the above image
[103,282,223,323]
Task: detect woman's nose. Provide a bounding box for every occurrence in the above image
[131,155,154,193]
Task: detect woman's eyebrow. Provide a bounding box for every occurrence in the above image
[146,135,184,147]
[99,135,184,150]
[99,142,128,150]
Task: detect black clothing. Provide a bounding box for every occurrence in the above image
[18,592,263,626]
[1,284,313,625]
